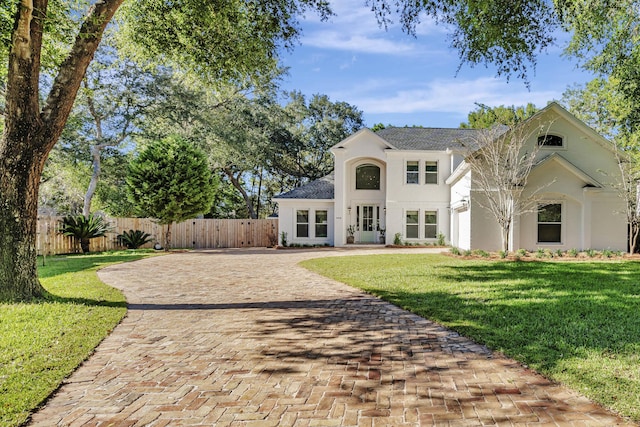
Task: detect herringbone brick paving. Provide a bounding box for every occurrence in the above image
[29,248,634,426]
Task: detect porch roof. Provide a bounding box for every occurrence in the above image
[274,174,335,200]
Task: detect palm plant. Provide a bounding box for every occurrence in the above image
[60,214,111,253]
[117,229,153,249]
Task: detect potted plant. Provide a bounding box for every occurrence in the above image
[346,225,356,244]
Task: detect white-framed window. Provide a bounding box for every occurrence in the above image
[315,210,328,238]
[406,161,419,184]
[538,134,564,148]
[538,203,562,243]
[424,211,437,238]
[296,210,309,238]
[356,164,381,190]
[406,210,419,238]
[425,161,438,184]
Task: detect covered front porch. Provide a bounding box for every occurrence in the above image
[346,203,386,244]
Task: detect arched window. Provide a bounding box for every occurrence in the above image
[356,164,380,190]
[538,134,563,147]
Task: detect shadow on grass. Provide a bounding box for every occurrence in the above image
[368,260,640,371]
[39,292,128,308]
[37,252,150,279]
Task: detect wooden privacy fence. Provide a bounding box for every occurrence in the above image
[36,217,279,255]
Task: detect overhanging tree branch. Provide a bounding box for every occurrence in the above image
[40,0,124,153]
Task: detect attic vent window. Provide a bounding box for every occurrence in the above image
[538,134,563,147]
[356,164,380,190]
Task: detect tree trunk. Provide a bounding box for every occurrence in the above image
[501,225,510,253]
[0,144,47,300]
[164,223,173,251]
[83,145,102,217]
[0,0,124,300]
[224,168,257,219]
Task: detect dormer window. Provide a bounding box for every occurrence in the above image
[538,134,563,147]
[356,164,380,190]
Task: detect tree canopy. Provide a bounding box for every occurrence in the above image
[3,0,640,300]
[126,135,215,248]
[460,103,538,129]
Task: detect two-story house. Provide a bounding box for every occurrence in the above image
[274,102,627,251]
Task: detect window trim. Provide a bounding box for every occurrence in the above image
[315,210,328,238]
[405,210,420,239]
[406,161,420,185]
[424,210,438,239]
[296,209,310,238]
[425,161,438,185]
[537,133,565,149]
[537,203,562,244]
[355,163,381,190]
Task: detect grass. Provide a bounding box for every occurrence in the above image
[0,250,152,427]
[301,253,640,421]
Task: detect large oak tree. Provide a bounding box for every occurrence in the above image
[0,0,331,300]
[2,0,638,299]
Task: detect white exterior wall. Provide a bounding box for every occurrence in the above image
[512,107,627,251]
[385,151,451,244]
[469,191,503,251]
[276,200,334,246]
[449,169,471,249]
[332,131,389,245]
[590,192,627,250]
[276,104,628,252]
[333,148,347,246]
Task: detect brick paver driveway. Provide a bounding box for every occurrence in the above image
[30,248,632,426]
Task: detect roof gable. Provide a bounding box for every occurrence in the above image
[532,153,602,188]
[330,128,395,151]
[530,102,617,154]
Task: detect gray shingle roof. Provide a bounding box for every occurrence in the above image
[275,174,334,199]
[375,127,483,151]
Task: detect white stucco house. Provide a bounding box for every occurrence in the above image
[273,102,627,251]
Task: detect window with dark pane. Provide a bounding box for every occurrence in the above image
[315,210,328,238]
[296,210,309,238]
[406,161,419,184]
[406,210,419,238]
[424,211,437,238]
[356,164,381,190]
[538,204,561,243]
[425,161,438,184]
[537,134,563,147]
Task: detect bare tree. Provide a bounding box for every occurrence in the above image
[613,147,640,253]
[463,120,551,252]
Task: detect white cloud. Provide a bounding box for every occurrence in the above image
[304,31,416,55]
[299,0,445,56]
[338,77,559,116]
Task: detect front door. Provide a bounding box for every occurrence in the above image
[358,205,378,243]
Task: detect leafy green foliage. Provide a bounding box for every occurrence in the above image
[126,135,214,248]
[60,214,111,253]
[269,91,365,183]
[303,254,640,421]
[560,0,640,126]
[1,251,150,426]
[117,230,153,249]
[372,0,558,84]
[393,232,403,245]
[116,0,332,85]
[460,103,538,128]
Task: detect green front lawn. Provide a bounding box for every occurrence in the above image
[0,251,152,427]
[302,254,640,421]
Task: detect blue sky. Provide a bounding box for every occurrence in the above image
[279,0,595,129]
